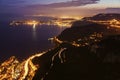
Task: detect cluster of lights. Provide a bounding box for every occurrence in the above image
[109,19,120,28]
[25,20,39,26]
[0,52,46,80]
[59,16,82,20]
[9,17,79,28]
[10,20,39,26]
[88,19,120,28]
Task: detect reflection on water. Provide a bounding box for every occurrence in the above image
[0,22,66,62]
[32,23,37,41]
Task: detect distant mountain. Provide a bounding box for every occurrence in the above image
[83,13,120,20]
[106,8,120,14]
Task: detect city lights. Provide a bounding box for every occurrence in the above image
[9,17,78,28]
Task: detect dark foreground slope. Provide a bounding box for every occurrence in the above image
[32,13,120,80]
[32,35,120,80]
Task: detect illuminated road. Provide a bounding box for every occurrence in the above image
[49,37,81,47]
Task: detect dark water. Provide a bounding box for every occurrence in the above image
[0,22,65,61]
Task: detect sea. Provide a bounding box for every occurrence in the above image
[0,21,65,62]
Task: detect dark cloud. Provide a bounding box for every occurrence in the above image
[0,0,26,5]
[105,8,120,13]
[48,0,100,7]
[23,0,100,15]
[27,0,100,8]
[0,0,100,14]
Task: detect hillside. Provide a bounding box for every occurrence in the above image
[32,13,120,80]
[32,35,120,80]
[57,13,120,42]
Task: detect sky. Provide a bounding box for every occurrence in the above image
[0,0,120,17]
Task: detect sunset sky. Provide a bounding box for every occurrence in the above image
[0,0,120,17]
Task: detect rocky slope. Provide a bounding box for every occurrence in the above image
[32,35,120,80]
[32,13,120,80]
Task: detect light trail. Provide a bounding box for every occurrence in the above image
[58,48,67,63]
[50,37,81,47]
[41,48,67,80]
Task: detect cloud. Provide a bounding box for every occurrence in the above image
[0,0,100,14]
[105,8,120,13]
[27,0,100,8]
[0,0,26,5]
[49,0,100,7]
[22,0,100,15]
[1,0,119,17]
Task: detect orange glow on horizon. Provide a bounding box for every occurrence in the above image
[25,20,39,26]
